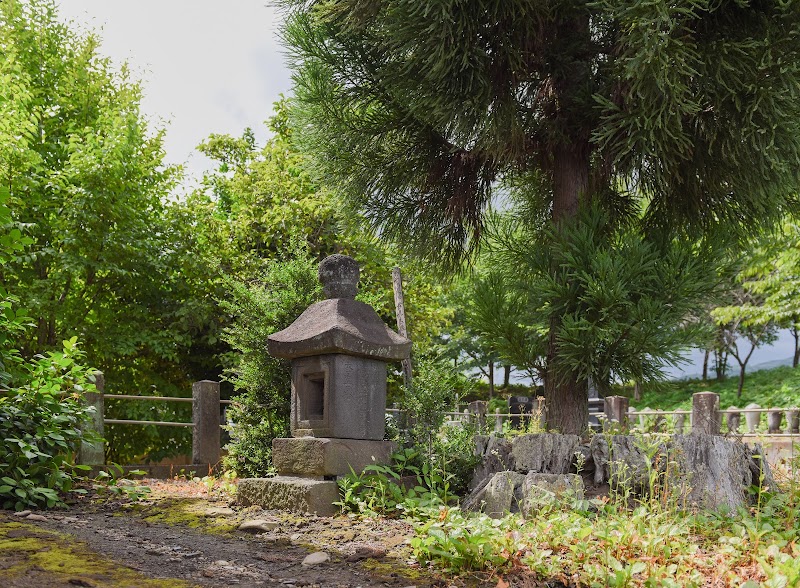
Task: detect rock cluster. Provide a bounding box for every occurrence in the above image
[465,432,774,517]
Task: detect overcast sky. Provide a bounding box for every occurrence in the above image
[56,1,293,189]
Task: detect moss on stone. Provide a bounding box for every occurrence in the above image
[0,519,197,587]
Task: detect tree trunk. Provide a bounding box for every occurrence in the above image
[737,366,746,398]
[546,141,590,434]
[503,365,511,388]
[792,324,799,368]
[488,361,494,401]
[702,349,710,380]
[633,381,642,402]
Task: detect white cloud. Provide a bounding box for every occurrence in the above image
[56,1,292,186]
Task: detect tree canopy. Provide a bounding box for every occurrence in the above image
[280,0,800,431]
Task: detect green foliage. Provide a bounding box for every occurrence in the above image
[409,478,800,586]
[0,0,213,463]
[336,448,451,519]
[282,0,800,265]
[92,465,151,502]
[631,365,800,415]
[221,250,321,476]
[485,205,727,396]
[402,358,468,453]
[0,337,97,510]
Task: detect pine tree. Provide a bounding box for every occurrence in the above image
[280,0,800,432]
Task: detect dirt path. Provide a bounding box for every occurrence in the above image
[0,480,486,588]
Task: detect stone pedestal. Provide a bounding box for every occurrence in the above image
[237,477,339,517]
[272,437,395,477]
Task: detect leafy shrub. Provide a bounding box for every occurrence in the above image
[336,448,452,518]
[221,250,321,476]
[432,423,481,497]
[0,337,98,509]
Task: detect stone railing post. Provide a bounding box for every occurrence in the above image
[726,406,741,434]
[745,403,761,433]
[692,392,721,435]
[767,408,783,434]
[674,413,686,434]
[192,380,220,466]
[468,400,487,429]
[604,396,629,430]
[78,371,105,465]
[785,408,800,434]
[494,408,503,433]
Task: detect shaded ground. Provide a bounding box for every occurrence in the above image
[0,479,508,588]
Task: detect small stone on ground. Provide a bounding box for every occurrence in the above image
[238,519,279,532]
[302,551,330,566]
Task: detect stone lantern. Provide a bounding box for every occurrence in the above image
[236,254,411,515]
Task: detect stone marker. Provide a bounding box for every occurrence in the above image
[767,408,783,434]
[237,255,410,515]
[745,403,761,433]
[785,408,800,434]
[604,396,629,429]
[692,392,721,435]
[726,406,741,434]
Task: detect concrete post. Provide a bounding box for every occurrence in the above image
[767,408,783,434]
[494,408,503,433]
[692,392,721,435]
[744,403,761,433]
[468,400,487,429]
[192,380,220,465]
[604,396,629,429]
[726,407,741,434]
[674,413,686,435]
[78,371,105,465]
[638,407,652,430]
[785,408,800,434]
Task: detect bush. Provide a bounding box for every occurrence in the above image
[0,337,98,509]
[221,250,321,476]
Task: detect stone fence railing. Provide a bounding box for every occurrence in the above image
[81,376,799,471]
[391,393,800,437]
[77,374,225,467]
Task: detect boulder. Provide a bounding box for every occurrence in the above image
[510,434,581,474]
[463,471,525,518]
[520,473,584,517]
[463,471,583,518]
[590,434,661,490]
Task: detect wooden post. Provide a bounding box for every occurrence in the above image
[192,380,221,465]
[392,267,413,389]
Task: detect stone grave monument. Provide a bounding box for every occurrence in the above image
[236,254,411,515]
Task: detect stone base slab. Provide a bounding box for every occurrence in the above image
[272,437,395,476]
[237,476,339,516]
